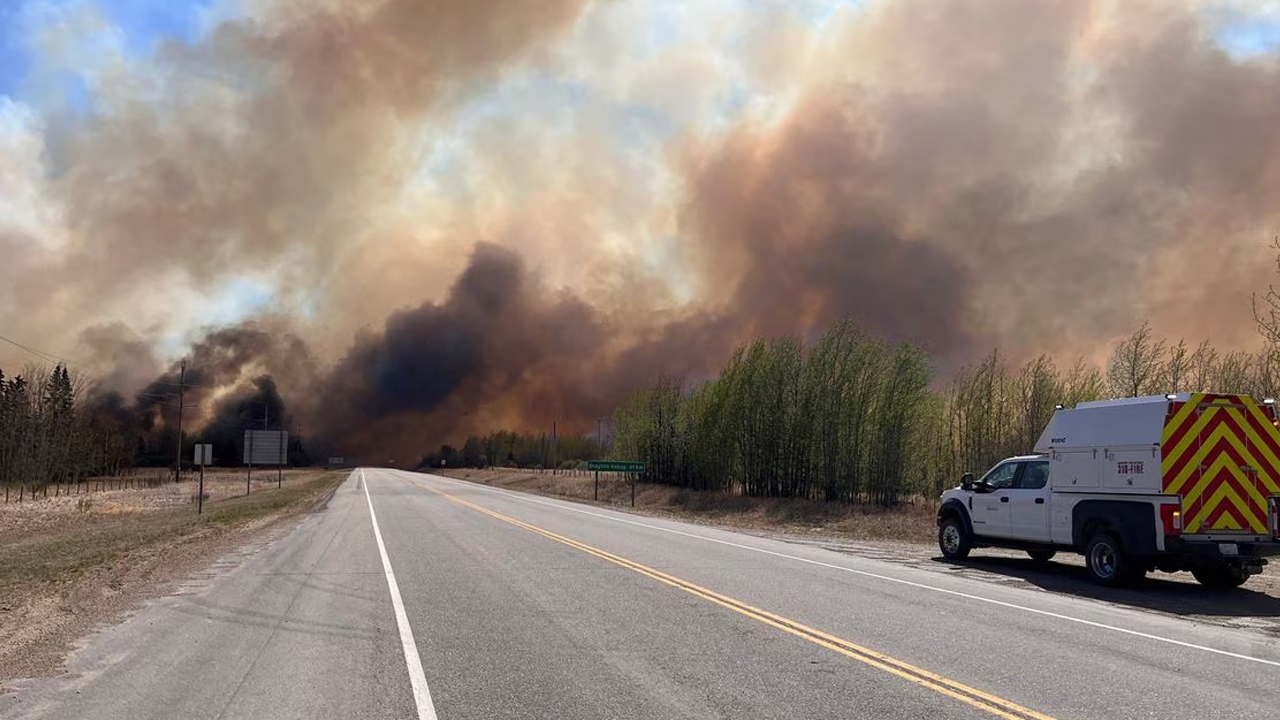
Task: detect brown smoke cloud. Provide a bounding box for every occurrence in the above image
[679,0,1280,364]
[310,243,736,461]
[4,0,592,353]
[133,320,318,434]
[6,0,1280,460]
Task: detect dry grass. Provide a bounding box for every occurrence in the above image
[0,469,346,682]
[436,468,937,544]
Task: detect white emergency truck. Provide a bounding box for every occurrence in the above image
[937,393,1280,587]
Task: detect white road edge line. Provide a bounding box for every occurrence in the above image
[423,471,1280,669]
[364,469,440,720]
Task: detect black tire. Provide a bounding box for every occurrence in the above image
[938,516,972,560]
[1027,550,1056,563]
[1192,563,1250,589]
[1085,531,1135,586]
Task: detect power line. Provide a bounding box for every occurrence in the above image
[1,331,202,396]
[0,332,66,365]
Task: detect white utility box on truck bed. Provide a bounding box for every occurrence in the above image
[937,393,1280,586]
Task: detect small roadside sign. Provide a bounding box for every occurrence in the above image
[193,444,213,466]
[587,460,645,507]
[193,444,213,515]
[587,460,645,473]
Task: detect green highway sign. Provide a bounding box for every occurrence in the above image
[587,460,645,473]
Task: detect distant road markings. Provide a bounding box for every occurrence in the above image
[434,473,1280,669]
[415,480,1057,720]
[363,470,439,720]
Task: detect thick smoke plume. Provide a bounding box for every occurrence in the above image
[1,0,593,352]
[6,0,1280,461]
[312,243,735,460]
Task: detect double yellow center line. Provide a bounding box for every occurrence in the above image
[416,481,1059,720]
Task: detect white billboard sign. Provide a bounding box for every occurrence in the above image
[243,430,289,466]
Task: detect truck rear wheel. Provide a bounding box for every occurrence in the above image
[1192,563,1250,589]
[938,516,971,560]
[1027,550,1056,563]
[1085,532,1135,586]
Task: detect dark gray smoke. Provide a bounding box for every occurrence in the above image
[311,243,735,460]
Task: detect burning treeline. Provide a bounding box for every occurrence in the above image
[5,1,1280,476]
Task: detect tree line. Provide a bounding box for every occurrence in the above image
[0,358,311,500]
[420,429,602,470]
[608,320,932,505]
[440,319,1280,507]
[12,318,1280,506]
[0,364,137,499]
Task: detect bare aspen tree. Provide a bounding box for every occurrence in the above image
[1164,340,1191,393]
[1252,237,1280,346]
[1107,322,1166,397]
[1214,351,1254,393]
[1189,340,1219,391]
[1062,357,1105,406]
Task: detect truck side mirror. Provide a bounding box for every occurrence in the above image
[960,471,975,491]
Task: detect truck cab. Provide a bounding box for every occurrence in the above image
[948,455,1052,543]
[937,393,1280,587]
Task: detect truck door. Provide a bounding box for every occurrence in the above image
[972,461,1019,538]
[1009,460,1051,542]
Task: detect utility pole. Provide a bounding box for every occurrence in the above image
[173,360,185,484]
[197,442,206,515]
[269,407,282,489]
[552,422,557,475]
[246,427,253,496]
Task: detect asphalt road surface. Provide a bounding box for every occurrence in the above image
[5,468,1280,720]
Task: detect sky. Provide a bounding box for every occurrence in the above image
[6,0,1280,453]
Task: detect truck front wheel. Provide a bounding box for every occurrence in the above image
[1192,563,1250,589]
[938,516,971,560]
[1085,532,1135,586]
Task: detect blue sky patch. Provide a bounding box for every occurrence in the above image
[1213,17,1280,59]
[0,3,32,98]
[0,0,227,102]
[1202,4,1280,59]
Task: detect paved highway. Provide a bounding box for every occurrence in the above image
[4,468,1280,719]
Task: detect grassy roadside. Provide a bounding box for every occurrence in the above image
[0,473,343,591]
[0,470,347,682]
[435,468,937,545]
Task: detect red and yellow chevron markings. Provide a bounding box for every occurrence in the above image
[1162,394,1280,534]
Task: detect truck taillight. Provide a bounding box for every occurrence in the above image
[1161,503,1182,537]
[1270,499,1280,539]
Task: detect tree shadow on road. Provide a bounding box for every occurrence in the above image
[931,555,1280,618]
